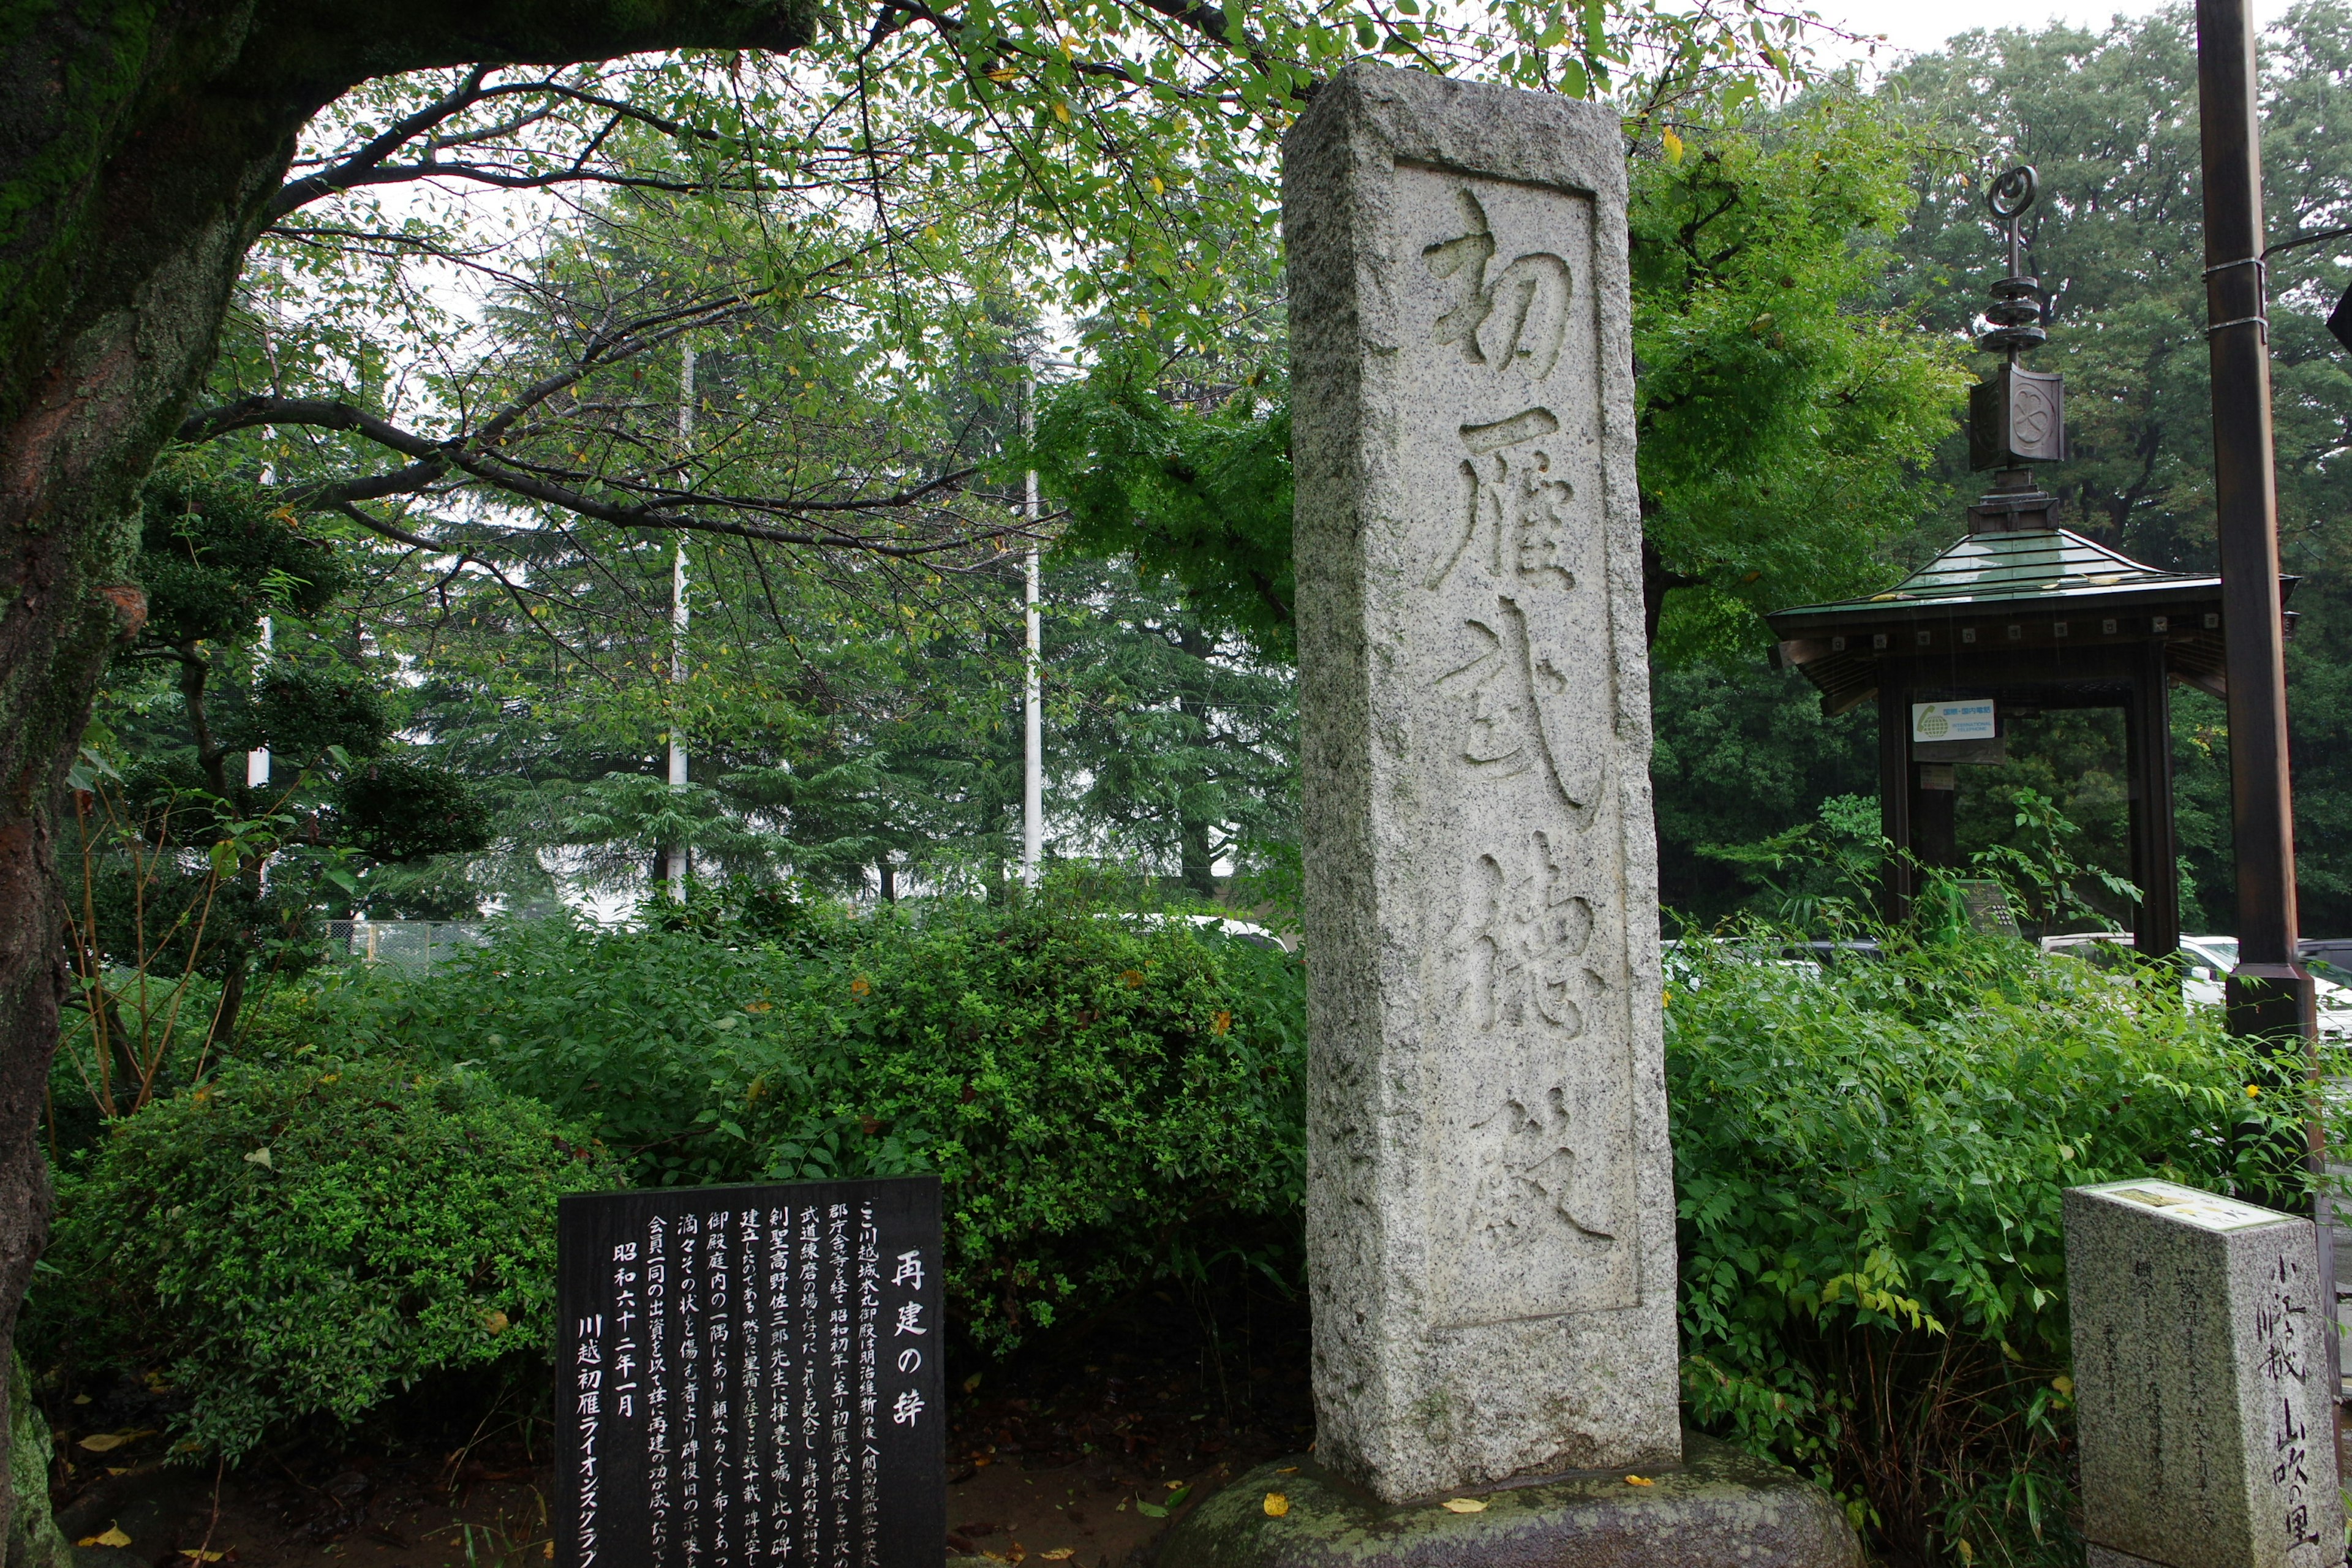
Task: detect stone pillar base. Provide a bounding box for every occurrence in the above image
[2086,1548,2168,1568]
[1155,1433,1860,1568]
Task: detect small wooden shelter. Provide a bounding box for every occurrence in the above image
[1763,476,2273,957]
[1764,168,2290,957]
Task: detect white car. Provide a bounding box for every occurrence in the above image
[2040,932,2352,1039]
[1096,911,1291,951]
[1659,937,1831,988]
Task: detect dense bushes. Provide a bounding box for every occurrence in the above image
[307,916,853,1186]
[1667,929,2321,1566]
[35,1059,608,1459]
[45,883,2324,1568]
[297,888,1309,1352]
[827,900,1306,1348]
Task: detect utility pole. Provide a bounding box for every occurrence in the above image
[1022,374,1042,889]
[2195,0,2333,1378]
[667,345,695,901]
[246,614,272,791]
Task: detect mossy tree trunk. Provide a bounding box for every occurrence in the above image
[0,0,812,1537]
[5,1353,62,1568]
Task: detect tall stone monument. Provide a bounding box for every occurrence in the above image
[1154,62,1858,1568]
[1287,66,1673,1500]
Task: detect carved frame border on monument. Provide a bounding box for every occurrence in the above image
[1287,64,1677,1505]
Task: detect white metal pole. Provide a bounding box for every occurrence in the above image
[1022,375,1042,888]
[246,615,273,790]
[666,345,695,900]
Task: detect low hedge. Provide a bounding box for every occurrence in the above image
[1667,927,2320,1566]
[34,1058,609,1458]
[293,888,1310,1354]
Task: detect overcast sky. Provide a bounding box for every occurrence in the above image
[1807,0,2294,62]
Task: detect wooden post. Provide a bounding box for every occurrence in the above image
[2196,0,2332,1393]
[2197,0,2312,1030]
[1878,663,1914,923]
[2127,642,2182,959]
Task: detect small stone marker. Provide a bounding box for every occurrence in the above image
[555,1177,944,1568]
[1289,63,1675,1502]
[2065,1178,2343,1568]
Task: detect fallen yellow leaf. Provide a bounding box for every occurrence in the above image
[1263,1493,1289,1518]
[1039,1553,1076,1562]
[481,1310,510,1335]
[1624,1475,1655,1487]
[179,1550,225,1562]
[77,1526,131,1548]
[1441,1498,1487,1513]
[77,1430,154,1453]
[1274,1466,1298,1474]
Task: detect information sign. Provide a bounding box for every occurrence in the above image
[1911,699,1997,744]
[556,1177,945,1568]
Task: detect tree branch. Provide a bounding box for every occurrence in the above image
[178,396,1023,560]
[268,67,496,221]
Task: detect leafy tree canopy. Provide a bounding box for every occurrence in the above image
[1032,88,1970,666]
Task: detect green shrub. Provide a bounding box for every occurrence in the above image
[34,1058,610,1459]
[296,886,1310,1354]
[311,915,854,1186]
[60,880,2313,1551]
[1667,927,2322,1567]
[820,895,1306,1350]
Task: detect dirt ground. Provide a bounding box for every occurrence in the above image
[51,1357,2352,1568]
[47,1297,1313,1568]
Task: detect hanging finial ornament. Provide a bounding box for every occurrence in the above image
[1977,167,2047,358]
[1967,164,2068,505]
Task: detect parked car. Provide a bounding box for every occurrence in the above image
[2040,932,2352,1039]
[2301,937,2352,984]
[1096,911,1290,951]
[1659,938,1880,989]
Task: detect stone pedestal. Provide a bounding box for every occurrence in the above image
[1289,62,1674,1504]
[1153,1434,1860,1568]
[2065,1178,2344,1568]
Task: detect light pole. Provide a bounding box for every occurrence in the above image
[1022,374,1042,889]
[668,345,695,901]
[246,614,272,792]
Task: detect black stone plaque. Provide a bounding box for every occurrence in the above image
[556,1178,945,1568]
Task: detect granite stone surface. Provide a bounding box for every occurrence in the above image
[1285,62,1676,1504]
[2065,1178,2344,1568]
[1152,1433,1861,1568]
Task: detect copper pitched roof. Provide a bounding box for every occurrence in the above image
[1773,528,2218,617]
[1762,529,2281,716]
